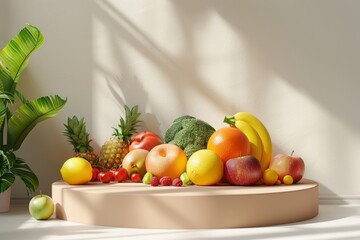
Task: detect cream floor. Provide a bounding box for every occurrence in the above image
[0,201,360,240]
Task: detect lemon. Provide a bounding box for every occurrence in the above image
[283,175,294,185]
[263,168,278,185]
[186,149,223,186]
[60,157,93,185]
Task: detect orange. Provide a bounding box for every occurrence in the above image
[186,149,223,186]
[207,127,250,164]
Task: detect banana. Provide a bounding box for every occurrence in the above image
[234,120,263,162]
[224,112,272,171]
[234,112,272,171]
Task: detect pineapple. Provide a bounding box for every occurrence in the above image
[63,116,99,166]
[99,105,141,169]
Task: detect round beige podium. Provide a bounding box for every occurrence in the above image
[52,179,318,229]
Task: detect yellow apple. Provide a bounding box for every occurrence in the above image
[122,149,149,176]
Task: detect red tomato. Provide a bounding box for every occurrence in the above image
[114,168,129,182]
[91,168,100,181]
[109,170,117,181]
[131,173,142,183]
[98,171,112,183]
[129,131,163,152]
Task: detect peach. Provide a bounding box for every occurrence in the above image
[145,144,187,179]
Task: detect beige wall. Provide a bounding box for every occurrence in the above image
[2,0,360,202]
[0,1,8,45]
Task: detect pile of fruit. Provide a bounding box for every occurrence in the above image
[60,105,305,187]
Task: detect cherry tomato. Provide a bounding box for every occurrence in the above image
[109,169,117,181]
[129,131,163,152]
[114,168,129,182]
[131,173,142,183]
[98,171,112,183]
[91,168,100,181]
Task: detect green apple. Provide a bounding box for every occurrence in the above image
[180,172,193,185]
[142,172,153,184]
[29,194,54,220]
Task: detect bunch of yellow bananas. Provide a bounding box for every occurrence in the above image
[224,112,272,171]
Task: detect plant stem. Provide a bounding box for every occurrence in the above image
[223,116,235,125]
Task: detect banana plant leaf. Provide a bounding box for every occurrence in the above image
[0,24,66,195]
[7,95,67,151]
[0,24,44,94]
[0,81,6,136]
[0,102,5,134]
[11,157,39,194]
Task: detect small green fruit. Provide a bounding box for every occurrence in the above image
[180,172,193,185]
[29,194,54,220]
[142,172,153,184]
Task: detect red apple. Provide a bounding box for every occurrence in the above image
[269,151,305,183]
[129,131,163,152]
[224,156,263,186]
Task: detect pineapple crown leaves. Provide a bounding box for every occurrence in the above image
[63,116,94,153]
[113,105,142,143]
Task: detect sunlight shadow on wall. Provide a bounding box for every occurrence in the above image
[91,0,248,135]
[89,0,360,199]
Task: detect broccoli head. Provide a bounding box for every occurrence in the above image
[164,115,215,158]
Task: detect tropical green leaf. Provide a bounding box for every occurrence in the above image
[0,24,44,94]
[15,90,29,104]
[0,80,6,130]
[0,101,6,125]
[0,150,16,177]
[0,100,6,146]
[0,172,15,193]
[0,91,15,103]
[7,95,67,151]
[11,157,38,194]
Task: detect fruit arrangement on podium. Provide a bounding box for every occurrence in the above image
[48,105,316,229]
[60,105,305,188]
